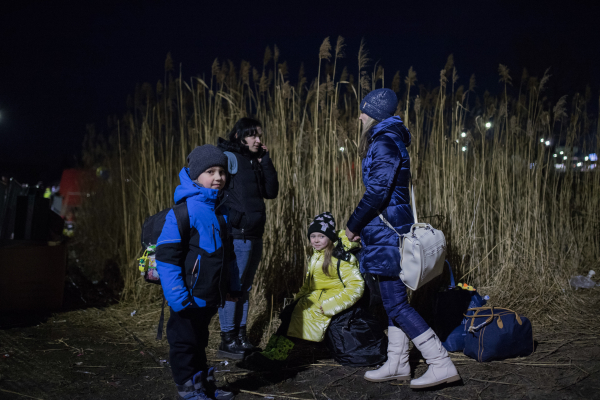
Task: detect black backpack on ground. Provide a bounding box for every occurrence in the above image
[139,201,189,340]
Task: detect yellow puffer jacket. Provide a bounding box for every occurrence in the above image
[286,231,364,342]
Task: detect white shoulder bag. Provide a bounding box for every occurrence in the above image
[379,185,446,291]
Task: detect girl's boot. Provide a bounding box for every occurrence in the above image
[410,328,460,389]
[364,326,410,382]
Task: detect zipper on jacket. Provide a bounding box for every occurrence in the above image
[191,259,199,289]
[242,228,246,243]
[212,224,217,252]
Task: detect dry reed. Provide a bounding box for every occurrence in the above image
[76,39,600,334]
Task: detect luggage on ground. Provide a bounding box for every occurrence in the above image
[463,306,534,362]
[433,261,487,352]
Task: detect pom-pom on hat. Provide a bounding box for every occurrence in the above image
[360,88,398,122]
[307,212,337,243]
[187,145,228,180]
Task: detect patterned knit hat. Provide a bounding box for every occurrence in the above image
[307,212,337,243]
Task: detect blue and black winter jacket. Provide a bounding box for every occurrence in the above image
[155,168,241,312]
[346,116,414,277]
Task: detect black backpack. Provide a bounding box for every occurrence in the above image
[139,201,189,340]
[139,201,190,285]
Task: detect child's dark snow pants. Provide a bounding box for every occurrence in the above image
[167,306,218,385]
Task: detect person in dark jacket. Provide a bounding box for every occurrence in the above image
[345,89,460,389]
[216,117,279,358]
[156,145,240,400]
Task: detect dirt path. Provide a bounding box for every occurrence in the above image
[1,297,599,400]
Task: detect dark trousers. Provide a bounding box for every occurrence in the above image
[167,306,218,385]
[379,276,429,339]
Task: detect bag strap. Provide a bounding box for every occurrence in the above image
[446,260,455,288]
[173,201,190,246]
[336,258,345,288]
[378,176,417,231]
[411,184,418,223]
[378,213,402,237]
[464,306,523,326]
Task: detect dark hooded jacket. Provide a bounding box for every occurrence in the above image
[346,116,414,277]
[217,137,279,240]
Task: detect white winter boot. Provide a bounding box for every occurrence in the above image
[364,326,411,382]
[410,328,460,389]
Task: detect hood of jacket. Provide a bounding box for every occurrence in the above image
[174,167,219,205]
[371,116,411,147]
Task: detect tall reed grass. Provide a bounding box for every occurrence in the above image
[78,38,599,328]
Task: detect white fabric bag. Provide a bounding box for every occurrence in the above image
[379,186,446,290]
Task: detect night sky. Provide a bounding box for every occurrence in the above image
[1,0,598,183]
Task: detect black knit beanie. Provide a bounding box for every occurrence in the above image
[187,145,228,180]
[307,212,337,243]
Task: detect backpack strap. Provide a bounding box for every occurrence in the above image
[172,201,190,246]
[336,258,345,288]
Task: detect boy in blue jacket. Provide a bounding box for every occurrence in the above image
[156,145,241,400]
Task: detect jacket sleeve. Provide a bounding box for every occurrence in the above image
[346,135,401,234]
[320,257,364,317]
[155,210,193,312]
[260,152,279,199]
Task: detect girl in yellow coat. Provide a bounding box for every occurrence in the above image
[257,212,364,361]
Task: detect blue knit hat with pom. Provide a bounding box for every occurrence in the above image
[360,88,398,121]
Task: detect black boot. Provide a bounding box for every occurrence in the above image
[237,326,259,352]
[216,331,246,360]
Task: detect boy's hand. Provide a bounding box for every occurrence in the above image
[226,293,239,302]
[319,305,324,314]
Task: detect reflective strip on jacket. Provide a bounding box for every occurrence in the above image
[287,231,364,342]
[346,116,414,277]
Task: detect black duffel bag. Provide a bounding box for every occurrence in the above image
[324,303,387,367]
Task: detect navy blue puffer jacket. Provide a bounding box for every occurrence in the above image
[346,116,413,277]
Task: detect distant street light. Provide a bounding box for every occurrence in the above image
[553,154,557,157]
[540,138,544,143]
[485,122,492,129]
[560,151,564,154]
[462,146,467,152]
[545,141,550,146]
[461,132,467,137]
[585,156,589,161]
[339,147,345,152]
[563,156,567,160]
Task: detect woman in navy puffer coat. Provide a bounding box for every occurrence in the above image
[346,89,459,389]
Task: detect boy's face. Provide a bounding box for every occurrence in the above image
[196,166,226,190]
[310,233,331,251]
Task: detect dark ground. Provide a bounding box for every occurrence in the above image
[1,295,599,400]
[1,251,599,400]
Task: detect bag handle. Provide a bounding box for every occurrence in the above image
[464,307,524,332]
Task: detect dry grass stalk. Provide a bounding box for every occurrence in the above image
[77,39,600,340]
